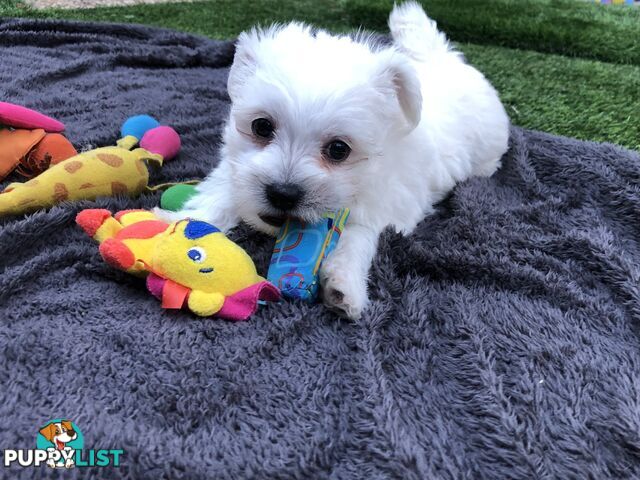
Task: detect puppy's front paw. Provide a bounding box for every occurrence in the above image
[320,255,368,320]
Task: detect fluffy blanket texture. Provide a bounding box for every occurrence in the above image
[1,18,640,480]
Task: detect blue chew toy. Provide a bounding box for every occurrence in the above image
[267,209,349,301]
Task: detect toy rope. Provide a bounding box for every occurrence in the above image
[146,180,200,192]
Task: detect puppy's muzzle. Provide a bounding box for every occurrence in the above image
[265,183,304,211]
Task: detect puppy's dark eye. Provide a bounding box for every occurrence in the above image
[251,118,274,139]
[324,140,351,163]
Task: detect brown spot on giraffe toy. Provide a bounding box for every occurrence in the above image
[63,160,83,174]
[53,183,69,202]
[98,154,124,168]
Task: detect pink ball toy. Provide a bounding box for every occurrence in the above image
[140,126,181,161]
[0,101,65,133]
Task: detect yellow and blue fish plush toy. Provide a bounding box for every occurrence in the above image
[76,209,280,320]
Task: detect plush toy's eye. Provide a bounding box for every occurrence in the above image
[187,247,206,264]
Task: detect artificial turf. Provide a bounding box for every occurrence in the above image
[1,0,638,150]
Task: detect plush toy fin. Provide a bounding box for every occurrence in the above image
[146,273,165,300]
[162,279,191,309]
[99,238,136,271]
[184,220,220,239]
[76,209,122,242]
[218,281,280,321]
[147,275,191,310]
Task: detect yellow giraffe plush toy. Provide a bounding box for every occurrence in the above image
[0,115,180,217]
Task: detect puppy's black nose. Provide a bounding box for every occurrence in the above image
[266,183,304,211]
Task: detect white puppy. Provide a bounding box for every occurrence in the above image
[163,2,509,319]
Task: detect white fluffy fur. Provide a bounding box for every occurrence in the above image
[162,1,509,319]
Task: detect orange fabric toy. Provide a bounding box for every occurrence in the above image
[0,102,77,181]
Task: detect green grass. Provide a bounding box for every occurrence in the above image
[349,0,640,66]
[464,44,640,150]
[1,0,638,150]
[4,0,640,65]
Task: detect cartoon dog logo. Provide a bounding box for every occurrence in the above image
[38,420,78,468]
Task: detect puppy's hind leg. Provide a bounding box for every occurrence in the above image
[154,161,240,232]
[473,155,502,178]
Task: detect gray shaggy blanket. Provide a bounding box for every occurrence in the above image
[1,18,640,480]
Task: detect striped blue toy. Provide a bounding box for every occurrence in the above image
[267,209,350,302]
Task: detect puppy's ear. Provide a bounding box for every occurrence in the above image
[373,50,422,131]
[227,29,261,102]
[39,423,57,442]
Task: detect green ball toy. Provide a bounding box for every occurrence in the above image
[160,184,198,212]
